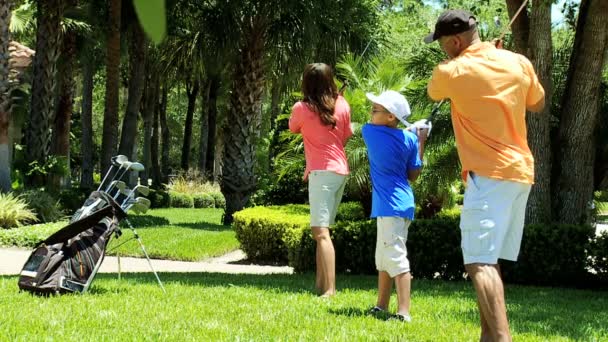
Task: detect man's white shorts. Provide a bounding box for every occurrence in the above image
[460,172,532,265]
[375,217,411,278]
[308,170,347,227]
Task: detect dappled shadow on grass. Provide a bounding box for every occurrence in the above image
[172,222,233,231]
[327,307,388,321]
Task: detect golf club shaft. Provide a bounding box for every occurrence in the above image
[497,0,529,43]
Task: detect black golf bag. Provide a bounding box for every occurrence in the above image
[18,192,126,295]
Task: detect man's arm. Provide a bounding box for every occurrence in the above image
[522,56,546,113]
[527,97,545,113]
[427,65,449,101]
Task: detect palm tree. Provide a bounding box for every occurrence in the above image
[100,0,121,175]
[25,0,65,186]
[0,0,13,192]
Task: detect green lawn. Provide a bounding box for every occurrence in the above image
[0,208,240,261]
[1,273,606,341]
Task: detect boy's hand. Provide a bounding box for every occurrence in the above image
[409,120,432,138]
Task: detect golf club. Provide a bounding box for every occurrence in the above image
[111,181,127,199]
[97,155,129,192]
[121,185,150,207]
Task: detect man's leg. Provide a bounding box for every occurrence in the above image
[394,272,411,316]
[465,263,511,342]
[376,271,392,309]
[312,226,336,297]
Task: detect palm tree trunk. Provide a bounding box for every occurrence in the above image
[118,23,147,157]
[198,79,210,174]
[160,86,170,183]
[80,53,95,189]
[141,70,158,186]
[25,0,65,186]
[49,26,77,192]
[0,0,12,192]
[151,81,162,188]
[205,76,219,179]
[524,0,553,224]
[100,0,121,175]
[554,0,608,224]
[181,81,199,171]
[221,16,267,225]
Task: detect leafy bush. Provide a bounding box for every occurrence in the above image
[0,221,65,247]
[334,201,366,222]
[167,170,220,195]
[234,205,309,263]
[589,231,608,282]
[211,192,225,209]
[251,161,308,206]
[169,192,194,208]
[193,193,215,208]
[0,193,38,228]
[20,190,64,223]
[500,223,595,286]
[58,188,91,213]
[149,189,171,208]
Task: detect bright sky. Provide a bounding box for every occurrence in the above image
[421,0,577,26]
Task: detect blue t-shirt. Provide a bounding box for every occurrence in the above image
[361,124,422,219]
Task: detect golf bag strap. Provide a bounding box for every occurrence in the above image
[39,206,116,247]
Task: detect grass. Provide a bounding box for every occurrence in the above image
[1,273,606,341]
[0,208,239,262]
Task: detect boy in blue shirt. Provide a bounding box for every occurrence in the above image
[362,90,429,322]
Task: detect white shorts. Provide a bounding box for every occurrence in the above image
[460,172,532,265]
[375,217,411,277]
[308,170,346,227]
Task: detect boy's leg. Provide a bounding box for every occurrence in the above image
[394,272,411,316]
[376,271,392,310]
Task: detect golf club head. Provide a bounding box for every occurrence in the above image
[135,197,151,208]
[111,154,129,167]
[129,162,145,172]
[132,202,148,214]
[105,180,120,193]
[134,185,150,197]
[112,181,127,198]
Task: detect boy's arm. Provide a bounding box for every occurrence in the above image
[407,130,427,182]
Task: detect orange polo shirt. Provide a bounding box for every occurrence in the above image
[428,42,545,184]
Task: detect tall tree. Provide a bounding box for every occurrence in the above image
[524,0,554,224]
[159,85,170,183]
[181,80,199,170]
[0,0,12,192]
[80,50,95,189]
[25,0,65,186]
[554,0,608,224]
[198,75,220,176]
[100,0,121,175]
[118,21,147,158]
[49,2,78,191]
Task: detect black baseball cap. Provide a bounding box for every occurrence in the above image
[424,10,477,44]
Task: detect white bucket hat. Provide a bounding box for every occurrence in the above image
[366,90,411,127]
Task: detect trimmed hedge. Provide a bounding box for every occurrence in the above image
[193,193,215,208]
[234,204,603,287]
[169,192,194,208]
[149,189,171,208]
[211,192,226,209]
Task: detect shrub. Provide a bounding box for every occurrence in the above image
[211,192,225,209]
[233,205,309,263]
[58,188,91,213]
[590,231,608,282]
[169,192,194,208]
[0,221,65,247]
[193,193,215,208]
[0,193,38,228]
[149,189,171,208]
[167,171,219,195]
[20,190,64,223]
[500,223,596,286]
[335,202,366,222]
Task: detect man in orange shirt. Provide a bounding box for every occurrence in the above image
[425,9,545,341]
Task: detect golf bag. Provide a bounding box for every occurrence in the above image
[18,192,126,295]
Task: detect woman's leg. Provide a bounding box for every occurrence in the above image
[312,226,335,296]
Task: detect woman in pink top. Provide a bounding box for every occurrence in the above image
[289,63,353,297]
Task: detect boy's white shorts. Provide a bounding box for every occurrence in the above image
[308,170,346,227]
[460,172,532,265]
[375,217,411,278]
